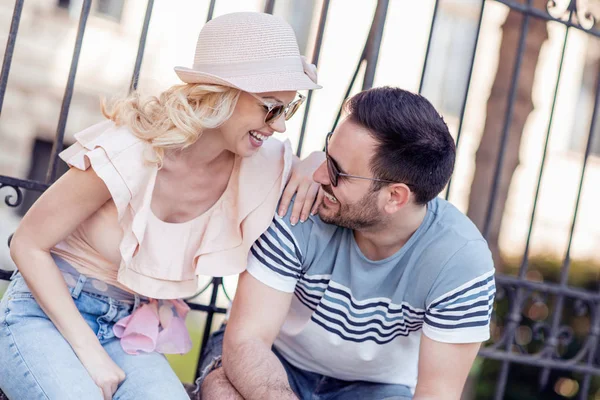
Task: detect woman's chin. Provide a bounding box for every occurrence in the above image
[232,134,264,157]
[237,144,260,158]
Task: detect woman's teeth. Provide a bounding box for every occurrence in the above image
[250,131,268,141]
[324,192,338,203]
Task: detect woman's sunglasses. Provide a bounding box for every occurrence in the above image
[248,92,306,126]
[325,131,403,188]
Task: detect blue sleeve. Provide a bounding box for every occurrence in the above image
[423,239,496,343]
[246,199,313,293]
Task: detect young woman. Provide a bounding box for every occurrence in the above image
[0,12,322,400]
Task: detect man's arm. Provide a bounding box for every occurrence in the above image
[413,334,481,400]
[416,239,495,399]
[222,271,297,400]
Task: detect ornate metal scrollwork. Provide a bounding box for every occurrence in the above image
[0,183,24,208]
[491,278,596,362]
[573,297,590,317]
[532,320,551,341]
[547,0,597,30]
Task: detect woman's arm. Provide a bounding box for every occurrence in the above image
[9,167,124,400]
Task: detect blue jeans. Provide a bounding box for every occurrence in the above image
[0,272,189,400]
[197,325,413,400]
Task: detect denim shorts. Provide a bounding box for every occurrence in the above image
[196,324,413,400]
[0,260,189,400]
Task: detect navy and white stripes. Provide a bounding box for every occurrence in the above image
[424,270,495,330]
[293,274,427,344]
[295,274,329,311]
[247,198,496,387]
[250,218,304,280]
[249,215,495,347]
[310,280,426,344]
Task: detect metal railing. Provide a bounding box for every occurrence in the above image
[1,0,599,398]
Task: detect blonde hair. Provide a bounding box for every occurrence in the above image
[102,84,241,166]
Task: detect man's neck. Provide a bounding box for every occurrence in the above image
[353,203,428,261]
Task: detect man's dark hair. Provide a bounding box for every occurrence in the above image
[344,86,455,205]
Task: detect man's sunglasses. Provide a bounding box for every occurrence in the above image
[325,131,402,188]
[248,92,306,126]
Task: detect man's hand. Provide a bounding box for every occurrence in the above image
[413,335,481,400]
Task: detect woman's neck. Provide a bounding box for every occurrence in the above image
[164,128,231,169]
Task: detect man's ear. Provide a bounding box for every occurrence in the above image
[383,183,411,214]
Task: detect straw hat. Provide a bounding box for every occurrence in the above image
[174,12,322,93]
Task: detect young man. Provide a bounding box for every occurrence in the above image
[200,87,495,400]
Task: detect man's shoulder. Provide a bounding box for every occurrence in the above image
[429,197,485,242]
[248,199,344,291]
[409,198,493,285]
[414,199,487,261]
[274,199,342,256]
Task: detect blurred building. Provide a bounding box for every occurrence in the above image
[0,0,598,272]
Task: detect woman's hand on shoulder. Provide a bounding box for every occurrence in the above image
[279,151,325,225]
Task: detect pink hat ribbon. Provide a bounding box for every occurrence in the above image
[301,56,318,85]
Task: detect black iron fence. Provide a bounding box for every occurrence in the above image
[0,0,599,398]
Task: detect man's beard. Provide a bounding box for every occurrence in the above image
[318,185,383,230]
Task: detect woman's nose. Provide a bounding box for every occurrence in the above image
[269,114,287,133]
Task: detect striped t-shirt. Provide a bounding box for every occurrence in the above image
[247,197,495,391]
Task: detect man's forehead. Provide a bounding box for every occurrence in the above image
[331,120,376,150]
[329,120,376,170]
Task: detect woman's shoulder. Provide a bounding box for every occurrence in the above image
[60,120,152,168]
[253,137,292,167]
[239,137,293,184]
[72,120,147,157]
[59,120,157,218]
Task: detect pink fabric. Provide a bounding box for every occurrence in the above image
[114,299,192,355]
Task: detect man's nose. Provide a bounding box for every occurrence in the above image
[313,161,330,185]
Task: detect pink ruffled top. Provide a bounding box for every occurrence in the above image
[51,120,292,354]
